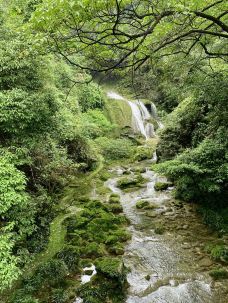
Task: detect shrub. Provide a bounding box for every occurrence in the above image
[209,268,228,280]
[95,137,135,160]
[51,288,68,303]
[134,146,153,161]
[205,244,228,263]
[11,294,39,303]
[57,246,80,272]
[36,259,68,285]
[77,82,104,112]
[81,109,114,138]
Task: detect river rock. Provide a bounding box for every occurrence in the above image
[145,211,157,218]
[199,257,213,267]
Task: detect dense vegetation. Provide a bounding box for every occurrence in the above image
[0,0,227,302]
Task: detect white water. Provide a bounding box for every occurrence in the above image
[107,91,160,139]
[107,91,125,100]
[128,101,149,139]
[81,264,97,284]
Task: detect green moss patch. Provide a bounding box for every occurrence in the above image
[209,268,228,280]
[154,182,170,191]
[136,200,157,210]
[117,174,146,190]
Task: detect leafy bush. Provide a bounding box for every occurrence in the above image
[200,208,228,233]
[77,82,104,112]
[51,288,68,303]
[81,109,114,139]
[155,136,228,205]
[205,244,228,263]
[11,293,39,303]
[95,137,135,160]
[209,268,228,280]
[57,246,80,272]
[35,259,68,285]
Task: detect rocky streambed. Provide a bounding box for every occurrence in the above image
[105,162,228,303]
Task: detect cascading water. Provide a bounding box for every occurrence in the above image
[127,100,156,139]
[151,102,164,129]
[107,91,158,139]
[127,101,149,139]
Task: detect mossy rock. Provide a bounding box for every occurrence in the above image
[99,171,112,181]
[123,169,131,175]
[134,146,153,161]
[108,203,123,214]
[209,268,228,280]
[84,269,94,275]
[136,200,157,210]
[154,225,165,234]
[79,259,93,268]
[154,182,170,191]
[83,242,106,258]
[109,196,120,204]
[110,193,120,198]
[108,243,125,255]
[95,257,125,280]
[117,174,145,189]
[104,97,132,129]
[145,274,150,281]
[131,166,146,173]
[105,230,131,245]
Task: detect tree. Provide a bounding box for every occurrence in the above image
[29,0,228,73]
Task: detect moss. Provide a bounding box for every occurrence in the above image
[205,244,228,263]
[79,259,93,268]
[109,196,120,203]
[134,146,153,161]
[105,229,131,245]
[84,269,94,275]
[95,257,125,280]
[136,200,157,210]
[99,171,112,181]
[107,243,125,255]
[110,193,120,198]
[131,167,146,173]
[209,268,228,280]
[154,182,170,191]
[104,96,132,129]
[123,169,131,175]
[108,203,123,214]
[83,242,106,258]
[154,225,165,235]
[117,174,146,189]
[56,245,80,273]
[145,275,150,281]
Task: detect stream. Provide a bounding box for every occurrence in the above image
[105,164,228,303]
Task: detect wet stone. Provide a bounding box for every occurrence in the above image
[199,257,214,267]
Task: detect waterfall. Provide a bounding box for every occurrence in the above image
[145,123,155,138]
[151,102,164,129]
[107,90,162,139]
[127,101,148,139]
